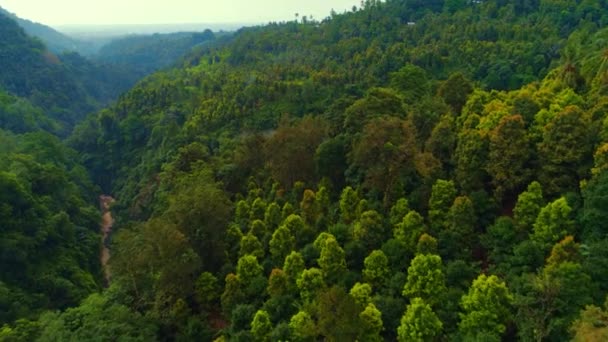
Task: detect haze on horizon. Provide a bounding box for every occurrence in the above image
[1,0,360,26]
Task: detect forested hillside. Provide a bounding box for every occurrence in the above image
[4,0,608,341]
[93,30,218,81]
[0,7,95,55]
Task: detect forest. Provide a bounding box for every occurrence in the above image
[3,0,608,341]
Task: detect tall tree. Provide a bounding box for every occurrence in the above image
[459,274,513,340]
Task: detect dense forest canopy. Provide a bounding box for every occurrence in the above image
[3,0,608,341]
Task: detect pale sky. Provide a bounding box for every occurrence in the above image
[0,0,360,26]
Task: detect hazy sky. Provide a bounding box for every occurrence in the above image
[1,0,360,26]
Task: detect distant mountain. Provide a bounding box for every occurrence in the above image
[0,6,97,54]
[0,12,134,135]
[93,30,218,79]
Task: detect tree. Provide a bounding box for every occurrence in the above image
[350,282,373,306]
[35,293,157,342]
[316,286,363,340]
[339,186,360,223]
[251,310,272,342]
[236,255,264,296]
[359,303,384,342]
[267,268,288,297]
[389,64,430,103]
[425,114,457,174]
[194,272,219,309]
[317,236,347,284]
[165,167,232,272]
[459,274,513,340]
[269,225,296,265]
[438,72,473,114]
[296,268,325,302]
[403,254,447,306]
[394,211,426,254]
[454,129,489,192]
[389,197,411,226]
[289,310,316,341]
[221,273,244,316]
[300,189,318,225]
[428,179,457,234]
[571,299,608,342]
[513,181,545,233]
[264,116,328,188]
[531,197,574,250]
[363,250,390,290]
[353,210,387,250]
[486,115,532,201]
[581,170,608,240]
[351,116,417,204]
[239,233,264,259]
[264,202,282,231]
[538,105,592,195]
[397,297,443,342]
[250,197,267,221]
[283,251,306,287]
[440,196,476,260]
[417,233,439,255]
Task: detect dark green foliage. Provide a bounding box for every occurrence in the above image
[5,0,608,340]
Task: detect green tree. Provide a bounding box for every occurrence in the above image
[269,225,296,264]
[284,251,306,287]
[513,181,545,233]
[300,189,318,225]
[531,197,574,250]
[351,116,417,204]
[250,197,267,221]
[571,299,608,342]
[389,197,411,226]
[296,268,325,302]
[340,186,360,223]
[194,272,219,309]
[394,210,426,255]
[350,282,373,306]
[538,105,592,195]
[397,297,443,342]
[221,273,244,316]
[316,286,363,341]
[289,310,316,341]
[363,250,390,290]
[267,268,288,297]
[165,167,232,272]
[236,255,264,296]
[353,210,387,250]
[264,202,282,231]
[438,72,473,114]
[403,254,447,306]
[317,236,347,284]
[389,64,430,103]
[428,179,457,234]
[239,233,264,259]
[359,303,384,342]
[459,274,513,340]
[454,129,489,192]
[441,196,476,260]
[417,233,439,255]
[486,115,532,201]
[251,310,272,342]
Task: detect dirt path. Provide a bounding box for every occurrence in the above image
[100,195,115,286]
